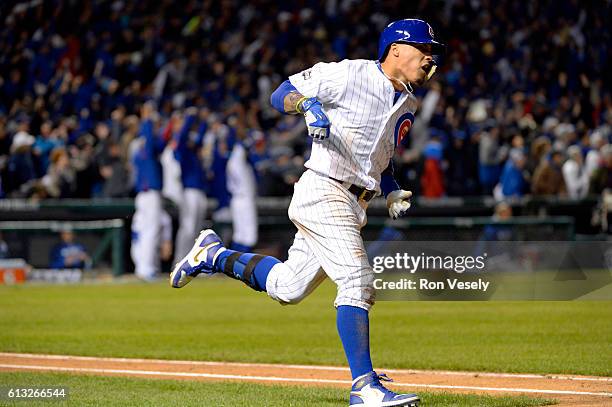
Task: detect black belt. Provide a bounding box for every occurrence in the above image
[330,177,376,202]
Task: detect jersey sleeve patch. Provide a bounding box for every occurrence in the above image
[394,112,415,147]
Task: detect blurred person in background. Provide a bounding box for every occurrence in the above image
[4,130,37,196]
[590,144,612,194]
[94,121,131,198]
[496,149,529,199]
[478,126,507,195]
[481,201,516,242]
[160,114,183,209]
[258,114,307,196]
[203,115,232,223]
[49,229,90,269]
[475,202,517,262]
[445,130,478,196]
[41,147,76,198]
[97,140,131,198]
[0,117,10,158]
[32,120,63,174]
[129,102,165,281]
[563,145,590,199]
[171,107,209,264]
[0,232,9,259]
[528,136,551,175]
[226,122,259,252]
[159,209,174,272]
[420,134,445,198]
[585,131,607,178]
[532,149,567,196]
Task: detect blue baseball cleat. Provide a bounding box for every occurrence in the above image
[350,371,419,406]
[170,229,226,288]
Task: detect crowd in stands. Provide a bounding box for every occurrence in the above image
[0,0,610,201]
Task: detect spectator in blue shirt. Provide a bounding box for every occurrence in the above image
[33,121,64,174]
[49,230,90,269]
[497,149,529,199]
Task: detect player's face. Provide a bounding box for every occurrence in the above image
[396,43,434,86]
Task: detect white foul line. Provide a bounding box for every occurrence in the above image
[0,364,610,398]
[0,353,610,383]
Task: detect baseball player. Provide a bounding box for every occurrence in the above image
[226,126,259,252]
[130,102,166,281]
[172,108,209,264]
[203,116,232,223]
[171,19,443,407]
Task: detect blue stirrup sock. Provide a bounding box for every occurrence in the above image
[230,242,252,252]
[214,250,280,292]
[337,305,374,380]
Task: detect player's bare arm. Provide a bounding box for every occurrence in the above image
[283,91,306,114]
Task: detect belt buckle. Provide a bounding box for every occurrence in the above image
[358,189,368,201]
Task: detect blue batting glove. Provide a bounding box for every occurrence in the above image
[300,98,330,140]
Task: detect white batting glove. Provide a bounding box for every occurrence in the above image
[386,190,413,219]
[298,98,330,140]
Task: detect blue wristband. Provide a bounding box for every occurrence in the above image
[270,80,298,113]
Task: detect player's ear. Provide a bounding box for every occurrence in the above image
[391,43,401,58]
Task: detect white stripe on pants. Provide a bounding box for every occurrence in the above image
[265,170,375,311]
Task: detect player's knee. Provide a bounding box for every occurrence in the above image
[271,290,309,305]
[267,279,312,305]
[265,263,310,305]
[335,289,376,311]
[335,275,376,311]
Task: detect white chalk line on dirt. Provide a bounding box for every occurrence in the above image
[0,363,611,398]
[0,352,610,383]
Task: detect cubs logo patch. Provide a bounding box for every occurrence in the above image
[302,70,312,80]
[394,112,414,147]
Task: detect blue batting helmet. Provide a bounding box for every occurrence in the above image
[378,19,445,60]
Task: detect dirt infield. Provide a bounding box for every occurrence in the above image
[0,353,610,406]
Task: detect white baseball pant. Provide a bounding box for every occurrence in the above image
[265,170,375,311]
[174,188,208,264]
[227,143,258,248]
[131,190,162,279]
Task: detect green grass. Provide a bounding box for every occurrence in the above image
[0,278,610,376]
[0,372,554,406]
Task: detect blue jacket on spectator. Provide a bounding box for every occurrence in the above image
[500,160,526,197]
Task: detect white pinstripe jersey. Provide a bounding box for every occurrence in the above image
[289,59,418,192]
